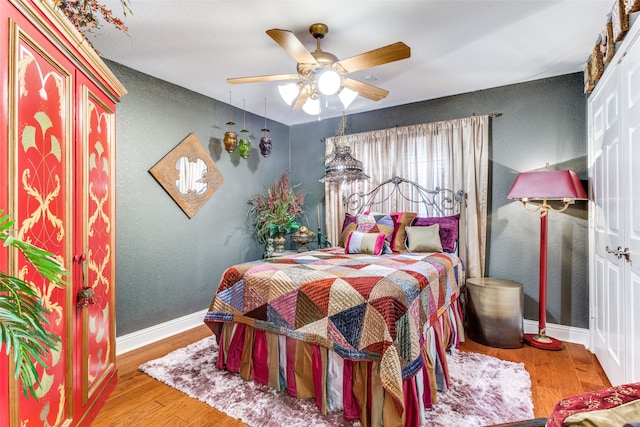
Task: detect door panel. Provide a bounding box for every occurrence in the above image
[590,60,626,385]
[69,72,118,423]
[78,83,117,405]
[605,262,623,384]
[630,273,640,382]
[591,24,640,386]
[9,21,73,427]
[623,28,640,383]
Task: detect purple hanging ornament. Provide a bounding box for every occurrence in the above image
[260,128,272,158]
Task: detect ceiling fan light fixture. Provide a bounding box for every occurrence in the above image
[278,82,301,106]
[338,87,359,109]
[317,69,341,95]
[228,23,410,116]
[302,96,321,115]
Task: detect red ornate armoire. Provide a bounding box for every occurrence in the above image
[0,0,126,425]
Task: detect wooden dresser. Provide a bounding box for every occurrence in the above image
[0,0,126,425]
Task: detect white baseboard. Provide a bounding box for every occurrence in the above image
[116,309,209,356]
[115,311,590,356]
[523,319,590,347]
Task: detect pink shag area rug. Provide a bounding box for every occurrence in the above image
[139,336,534,426]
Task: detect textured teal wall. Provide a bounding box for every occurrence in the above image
[108,61,291,335]
[111,60,588,334]
[290,73,588,328]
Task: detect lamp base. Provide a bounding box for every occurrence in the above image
[524,333,563,351]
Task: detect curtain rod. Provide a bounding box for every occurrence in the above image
[320,112,502,141]
[470,112,502,117]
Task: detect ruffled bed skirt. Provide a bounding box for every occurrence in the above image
[205,298,464,427]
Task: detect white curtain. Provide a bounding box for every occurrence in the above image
[324,115,489,278]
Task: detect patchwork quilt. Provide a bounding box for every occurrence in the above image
[205,247,464,408]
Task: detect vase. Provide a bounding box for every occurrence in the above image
[264,238,274,258]
[273,233,286,254]
[292,230,316,252]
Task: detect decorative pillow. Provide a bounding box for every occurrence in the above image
[547,382,640,427]
[356,213,395,253]
[338,213,358,247]
[404,225,443,253]
[390,212,417,252]
[344,231,386,255]
[411,214,460,253]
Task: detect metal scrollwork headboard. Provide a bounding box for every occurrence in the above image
[342,176,466,216]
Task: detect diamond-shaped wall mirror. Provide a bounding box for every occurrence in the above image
[149,133,223,218]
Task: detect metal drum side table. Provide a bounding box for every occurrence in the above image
[465,277,524,348]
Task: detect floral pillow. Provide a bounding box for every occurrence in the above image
[411,214,460,253]
[547,383,640,427]
[344,231,386,255]
[356,213,395,253]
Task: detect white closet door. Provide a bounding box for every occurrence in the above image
[590,65,625,386]
[622,30,640,383]
[590,25,640,386]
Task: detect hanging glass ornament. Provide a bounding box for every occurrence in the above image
[238,129,251,159]
[223,92,237,153]
[259,98,272,158]
[223,121,237,153]
[259,128,272,158]
[238,99,251,159]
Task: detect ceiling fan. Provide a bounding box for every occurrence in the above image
[227,23,411,114]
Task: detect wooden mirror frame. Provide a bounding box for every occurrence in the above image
[149,133,224,218]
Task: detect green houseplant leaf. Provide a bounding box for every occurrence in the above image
[0,210,67,399]
[247,172,305,244]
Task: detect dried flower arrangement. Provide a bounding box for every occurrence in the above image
[248,172,305,243]
[53,0,131,35]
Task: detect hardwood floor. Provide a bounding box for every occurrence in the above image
[460,336,610,418]
[92,325,611,426]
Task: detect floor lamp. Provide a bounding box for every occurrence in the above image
[507,169,587,350]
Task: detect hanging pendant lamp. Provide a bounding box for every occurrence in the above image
[319,145,370,183]
[223,92,238,153]
[319,113,369,183]
[238,99,251,159]
[223,121,238,153]
[259,97,272,158]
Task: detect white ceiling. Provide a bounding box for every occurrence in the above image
[92,0,614,126]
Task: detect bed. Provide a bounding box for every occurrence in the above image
[204,177,466,427]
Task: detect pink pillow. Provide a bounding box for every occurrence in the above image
[338,213,358,247]
[411,214,460,253]
[344,231,386,255]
